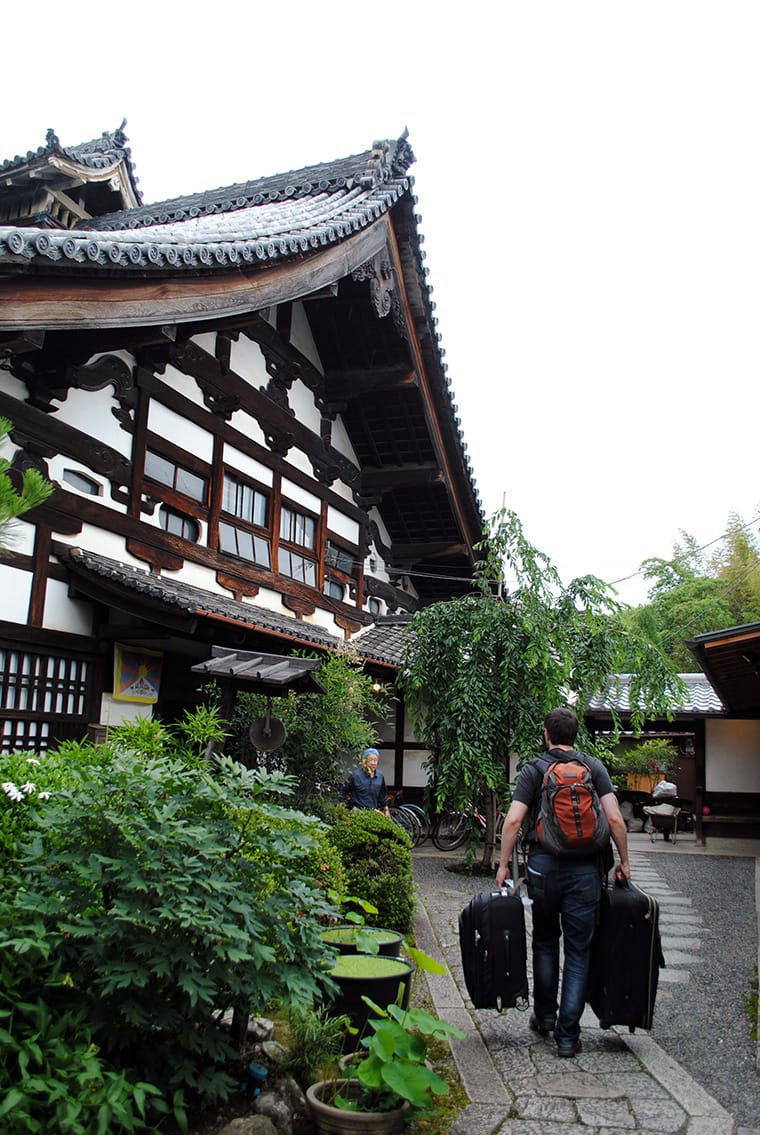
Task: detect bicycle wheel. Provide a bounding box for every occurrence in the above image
[400,806,423,846]
[388,807,416,842]
[401,803,431,848]
[432,810,470,851]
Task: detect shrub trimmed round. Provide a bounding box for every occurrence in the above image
[327,809,415,934]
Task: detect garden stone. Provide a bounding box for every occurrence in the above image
[254,1090,294,1135]
[261,1039,289,1065]
[250,1017,275,1042]
[216,1118,278,1135]
[278,1075,310,1129]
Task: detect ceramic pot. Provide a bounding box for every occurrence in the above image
[306,1079,407,1134]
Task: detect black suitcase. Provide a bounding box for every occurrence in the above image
[458,885,529,1011]
[587,879,664,1031]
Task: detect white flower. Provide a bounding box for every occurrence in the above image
[2,781,25,802]
[37,791,51,800]
[25,758,41,767]
[21,782,36,794]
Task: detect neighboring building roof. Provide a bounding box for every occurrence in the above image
[587,673,725,717]
[350,615,412,667]
[687,622,760,716]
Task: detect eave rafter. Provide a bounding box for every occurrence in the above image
[361,463,443,494]
[323,363,417,405]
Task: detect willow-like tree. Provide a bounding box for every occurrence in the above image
[399,509,684,869]
[0,417,52,555]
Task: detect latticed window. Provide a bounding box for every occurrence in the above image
[0,648,91,753]
[219,472,271,568]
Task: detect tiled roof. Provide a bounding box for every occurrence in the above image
[587,673,724,715]
[59,546,410,666]
[0,135,414,274]
[60,546,341,650]
[0,122,141,199]
[349,616,411,667]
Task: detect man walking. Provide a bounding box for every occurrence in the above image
[496,707,630,1057]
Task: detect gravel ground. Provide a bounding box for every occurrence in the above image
[413,850,760,1130]
[645,852,759,1130]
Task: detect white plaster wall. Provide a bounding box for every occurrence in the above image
[327,507,360,544]
[705,718,760,791]
[281,478,320,515]
[0,563,31,621]
[3,518,35,556]
[1,373,30,400]
[161,364,207,408]
[191,332,217,359]
[331,416,359,465]
[229,409,267,446]
[53,524,148,569]
[229,334,269,388]
[147,401,214,462]
[42,579,94,635]
[52,386,132,459]
[223,444,274,486]
[289,379,322,436]
[283,446,315,479]
[290,302,324,374]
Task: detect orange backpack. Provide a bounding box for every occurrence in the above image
[535,751,610,856]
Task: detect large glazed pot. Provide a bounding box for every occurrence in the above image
[306,1079,407,1134]
[326,954,413,1043]
[320,924,404,957]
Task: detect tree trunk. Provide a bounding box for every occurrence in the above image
[479,787,499,872]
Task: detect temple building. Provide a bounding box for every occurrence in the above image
[0,124,484,788]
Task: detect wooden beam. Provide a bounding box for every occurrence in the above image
[0,218,391,331]
[325,364,417,403]
[390,542,468,563]
[361,464,443,493]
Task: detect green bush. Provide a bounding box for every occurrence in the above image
[0,939,160,1135]
[326,809,415,934]
[0,748,341,1125]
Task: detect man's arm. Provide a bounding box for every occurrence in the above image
[495,800,529,887]
[601,792,631,881]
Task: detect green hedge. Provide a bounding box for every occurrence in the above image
[327,809,415,934]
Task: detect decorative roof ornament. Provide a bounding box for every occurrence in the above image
[359,130,415,189]
[390,128,415,177]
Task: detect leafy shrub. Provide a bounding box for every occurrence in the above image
[326,809,415,934]
[0,929,162,1134]
[1,749,341,1121]
[0,744,111,861]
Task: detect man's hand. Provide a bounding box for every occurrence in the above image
[613,860,631,882]
[495,863,511,888]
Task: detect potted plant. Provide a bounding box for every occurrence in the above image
[306,994,465,1134]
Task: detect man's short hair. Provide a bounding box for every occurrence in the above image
[544,707,579,746]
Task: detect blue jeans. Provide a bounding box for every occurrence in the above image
[526,851,602,1044]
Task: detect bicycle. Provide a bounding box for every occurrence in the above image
[431,804,507,851]
[388,790,430,846]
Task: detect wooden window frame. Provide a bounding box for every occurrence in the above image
[218,468,272,570]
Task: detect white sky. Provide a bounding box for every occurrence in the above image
[3,1,759,606]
